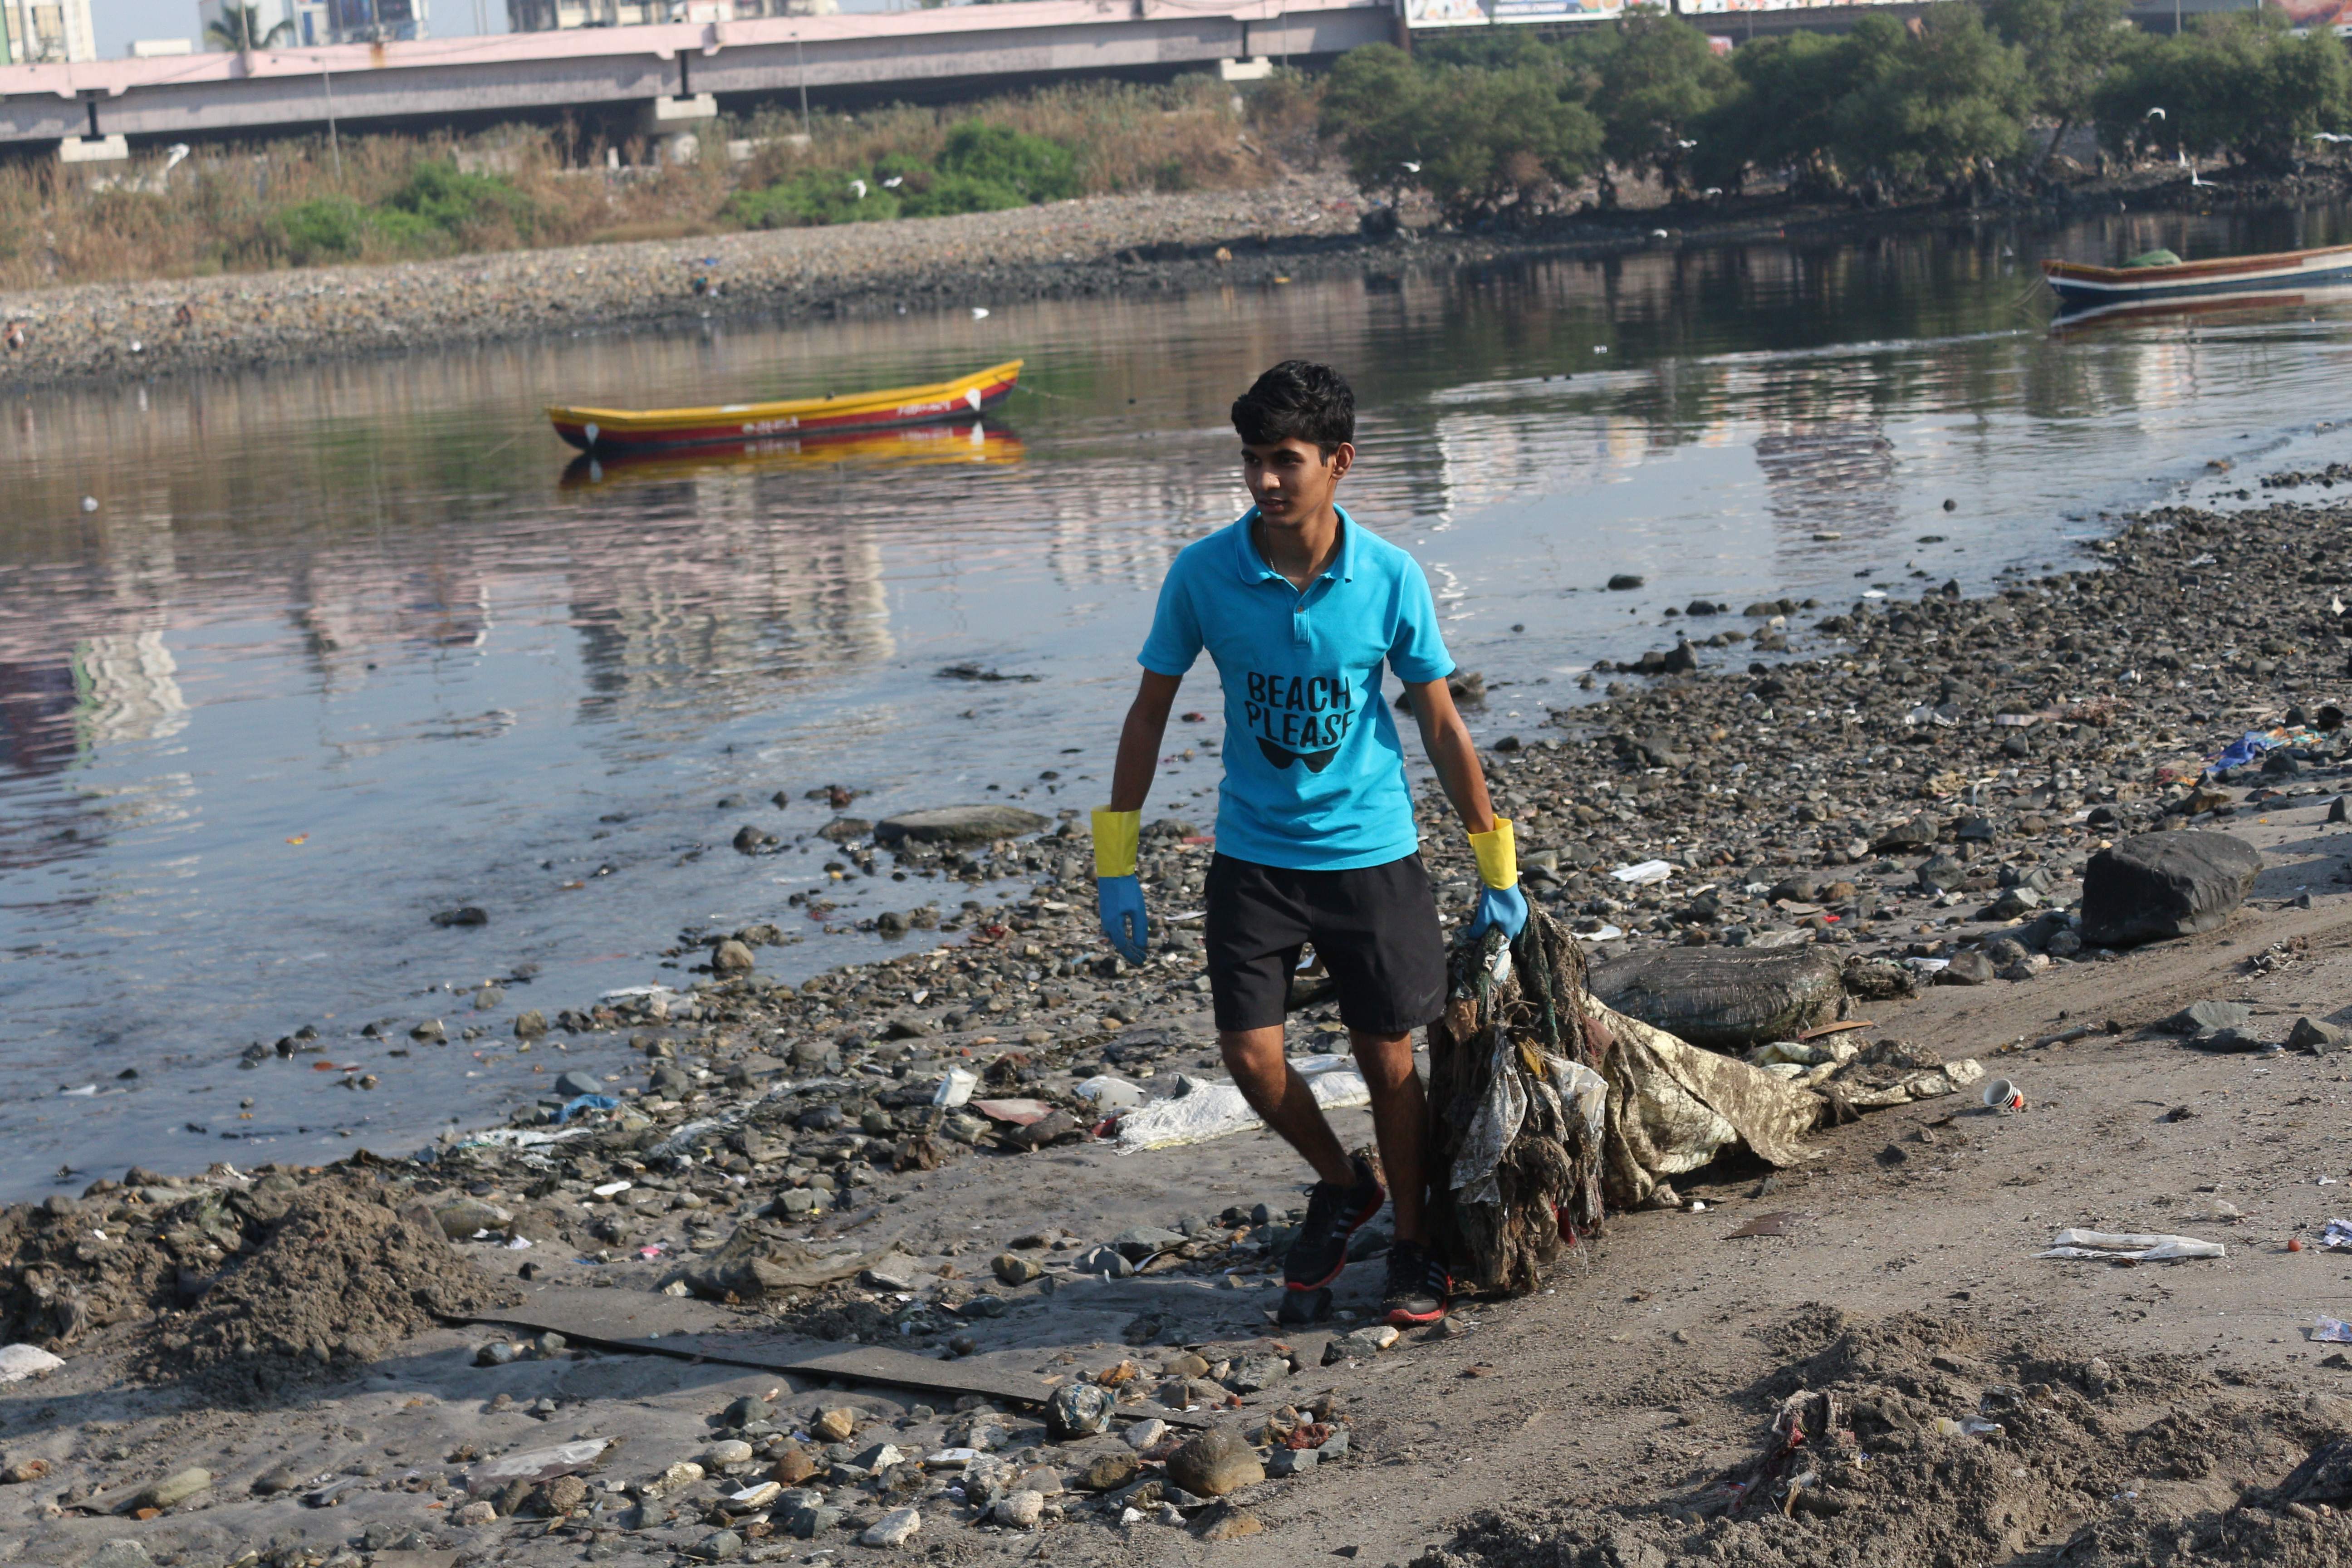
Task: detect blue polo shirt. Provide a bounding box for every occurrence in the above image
[1137,506,1455,871]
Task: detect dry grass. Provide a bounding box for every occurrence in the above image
[0,72,1325,294]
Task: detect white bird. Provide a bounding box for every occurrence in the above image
[882,175,904,187]
[1650,227,1669,239]
[1702,186,1722,198]
[1676,138,1697,149]
[2146,107,2166,120]
[1401,160,1421,173]
[163,143,190,175]
[849,178,867,199]
[971,307,990,320]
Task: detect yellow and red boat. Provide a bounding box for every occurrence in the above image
[548,359,1024,455]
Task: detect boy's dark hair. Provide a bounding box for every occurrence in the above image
[1231,360,1355,456]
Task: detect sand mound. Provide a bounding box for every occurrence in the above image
[1414,1308,2352,1568]
[137,1173,516,1400]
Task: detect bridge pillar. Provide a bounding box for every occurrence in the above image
[639,93,718,165]
[58,135,130,165]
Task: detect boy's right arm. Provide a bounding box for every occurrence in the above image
[1095,671,1184,964]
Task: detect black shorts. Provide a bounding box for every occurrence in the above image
[1202,852,1448,1035]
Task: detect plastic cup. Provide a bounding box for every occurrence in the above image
[1981,1077,2024,1112]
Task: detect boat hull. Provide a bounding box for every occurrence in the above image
[2042,246,2352,309]
[548,360,1023,454]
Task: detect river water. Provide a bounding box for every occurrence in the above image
[8,200,2352,1198]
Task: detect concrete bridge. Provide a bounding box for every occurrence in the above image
[0,0,1400,159]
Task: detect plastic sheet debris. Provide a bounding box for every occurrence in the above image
[1073,1075,1145,1110]
[1571,922,1625,942]
[1935,1416,2005,1437]
[970,1098,1054,1127]
[1611,859,1676,886]
[1112,1058,1368,1153]
[2315,1318,2352,1344]
[558,1093,621,1123]
[1725,1212,1799,1239]
[2320,1217,2352,1250]
[2036,1229,2225,1261]
[0,1343,64,1383]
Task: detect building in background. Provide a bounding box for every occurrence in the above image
[2,0,96,62]
[130,37,195,54]
[507,0,830,29]
[198,0,430,49]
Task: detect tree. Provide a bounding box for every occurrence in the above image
[1981,0,2135,172]
[1320,44,1603,224]
[1828,9,2030,195]
[205,4,293,51]
[2093,12,2352,172]
[1692,30,1851,194]
[1587,8,1735,194]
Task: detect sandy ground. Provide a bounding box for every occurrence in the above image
[9,784,2352,1568]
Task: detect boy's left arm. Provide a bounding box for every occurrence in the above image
[1403,677,1528,939]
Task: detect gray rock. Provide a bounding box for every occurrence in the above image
[1112,1225,1186,1262]
[781,1500,842,1539]
[2161,1000,2253,1037]
[472,985,505,1011]
[1914,853,1968,892]
[513,1009,549,1040]
[1073,1244,1134,1278]
[1872,817,1939,852]
[127,1468,210,1511]
[1226,1354,1290,1394]
[554,1070,604,1098]
[2192,1027,2278,1054]
[83,1545,153,1568]
[1267,1446,1318,1477]
[711,940,755,975]
[872,805,1050,845]
[859,1506,921,1547]
[2081,831,2262,946]
[691,1529,742,1561]
[1936,950,1995,986]
[2291,1017,2350,1053]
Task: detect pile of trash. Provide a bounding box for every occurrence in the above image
[1427,911,1833,1295]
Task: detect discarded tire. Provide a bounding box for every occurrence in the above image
[1587,944,1843,1052]
[2079,830,2261,947]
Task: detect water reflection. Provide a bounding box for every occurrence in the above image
[9,201,2352,1192]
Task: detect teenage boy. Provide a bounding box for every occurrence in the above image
[1091,360,1527,1328]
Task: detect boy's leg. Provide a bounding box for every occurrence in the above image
[1349,1028,1427,1245]
[1218,1025,1354,1186]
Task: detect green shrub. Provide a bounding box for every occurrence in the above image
[273,196,365,262]
[934,121,1081,202]
[897,171,1025,217]
[382,160,539,243]
[724,168,902,228]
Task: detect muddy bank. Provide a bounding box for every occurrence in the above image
[3,162,2338,395]
[10,461,2352,1564]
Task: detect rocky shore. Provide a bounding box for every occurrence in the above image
[9,468,2352,1567]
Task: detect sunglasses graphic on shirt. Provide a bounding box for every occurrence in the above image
[1256,736,1342,773]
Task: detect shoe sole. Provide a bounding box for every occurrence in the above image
[1283,1185,1387,1294]
[1384,1298,1449,1327]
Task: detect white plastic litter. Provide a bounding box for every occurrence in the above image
[2036,1229,2225,1261]
[1073,1075,1146,1110]
[1611,859,1676,886]
[2316,1318,2352,1344]
[1572,923,1625,942]
[0,1343,63,1383]
[932,1067,979,1108]
[590,1180,632,1198]
[2321,1217,2352,1250]
[1114,1061,1368,1153]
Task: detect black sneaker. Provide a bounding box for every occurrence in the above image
[1381,1238,1450,1326]
[1282,1154,1386,1293]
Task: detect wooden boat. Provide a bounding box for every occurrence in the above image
[548,359,1023,454]
[2042,244,2352,310]
[558,422,1024,490]
[2050,281,2352,334]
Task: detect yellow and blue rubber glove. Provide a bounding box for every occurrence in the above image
[1092,808,1148,964]
[1467,817,1529,940]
